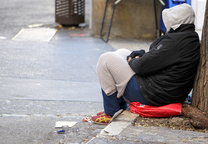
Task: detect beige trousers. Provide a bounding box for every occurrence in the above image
[96,49,135,98]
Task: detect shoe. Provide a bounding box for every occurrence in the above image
[97,111,105,116]
[91,114,111,125]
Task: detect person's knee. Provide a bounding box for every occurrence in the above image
[114,49,131,60]
[100,52,113,60]
[116,48,131,54]
[96,52,112,71]
[98,49,130,62]
[97,52,114,65]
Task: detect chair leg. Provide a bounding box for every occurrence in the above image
[153,0,160,39]
[100,0,117,43]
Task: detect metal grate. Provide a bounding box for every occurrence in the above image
[56,0,70,18]
[55,0,85,25]
[71,0,85,16]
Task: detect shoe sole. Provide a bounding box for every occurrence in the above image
[109,109,123,124]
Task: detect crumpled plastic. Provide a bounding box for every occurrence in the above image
[130,102,181,118]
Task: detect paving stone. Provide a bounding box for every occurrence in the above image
[117,125,208,143]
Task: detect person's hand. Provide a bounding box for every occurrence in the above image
[129,50,145,58]
[127,56,132,62]
[127,56,140,62]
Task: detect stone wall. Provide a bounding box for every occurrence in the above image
[91,0,162,40]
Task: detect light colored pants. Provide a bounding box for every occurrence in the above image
[96,49,135,98]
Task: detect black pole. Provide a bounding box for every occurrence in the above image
[153,0,159,39]
[100,0,117,43]
[100,0,109,39]
[106,3,116,42]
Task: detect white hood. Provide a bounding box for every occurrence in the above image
[162,3,195,32]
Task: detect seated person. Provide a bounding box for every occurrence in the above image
[92,3,200,125]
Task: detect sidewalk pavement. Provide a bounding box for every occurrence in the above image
[1,25,207,143]
[84,37,208,144]
[87,109,208,144]
[4,0,207,143]
[48,30,208,143]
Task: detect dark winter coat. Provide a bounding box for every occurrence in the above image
[128,24,200,106]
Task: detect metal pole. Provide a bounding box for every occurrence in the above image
[106,2,116,42]
[100,0,109,40]
[154,0,159,39]
[100,0,117,43]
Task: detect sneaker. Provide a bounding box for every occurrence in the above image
[97,111,105,116]
[91,114,111,125]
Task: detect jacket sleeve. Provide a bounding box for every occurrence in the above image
[128,36,178,76]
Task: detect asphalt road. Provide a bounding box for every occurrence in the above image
[0,0,111,143]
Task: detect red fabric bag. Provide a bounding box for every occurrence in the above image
[130,102,182,118]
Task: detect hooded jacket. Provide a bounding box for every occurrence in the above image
[128,4,200,106]
[162,3,195,32]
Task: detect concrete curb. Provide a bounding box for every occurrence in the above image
[99,109,139,136]
[87,109,139,143]
[87,109,208,144]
